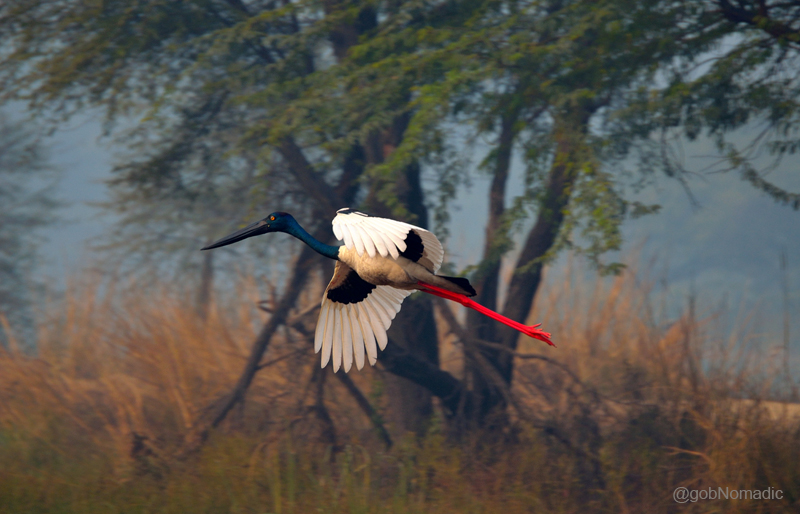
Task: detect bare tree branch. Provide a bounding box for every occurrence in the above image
[716,0,800,46]
[335,372,393,448]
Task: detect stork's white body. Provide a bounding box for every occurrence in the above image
[337,246,415,288]
[337,246,460,293]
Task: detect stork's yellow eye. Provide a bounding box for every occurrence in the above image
[270,216,275,221]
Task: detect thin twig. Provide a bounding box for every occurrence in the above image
[335,372,393,449]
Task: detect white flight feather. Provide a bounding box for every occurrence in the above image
[352,225,375,258]
[358,303,378,365]
[370,221,402,258]
[340,224,355,250]
[321,304,335,368]
[314,302,327,353]
[374,220,408,251]
[362,299,387,350]
[369,293,394,328]
[372,229,390,257]
[332,209,444,272]
[375,287,403,316]
[382,287,406,302]
[342,307,353,373]
[349,225,367,256]
[332,306,343,372]
[351,306,366,370]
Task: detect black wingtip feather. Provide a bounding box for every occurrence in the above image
[399,230,424,262]
[439,276,477,297]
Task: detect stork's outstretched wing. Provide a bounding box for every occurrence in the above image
[332,208,444,273]
[314,261,411,372]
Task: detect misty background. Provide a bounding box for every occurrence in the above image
[12,105,798,364]
[4,3,800,510]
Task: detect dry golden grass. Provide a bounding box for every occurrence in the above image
[0,260,797,513]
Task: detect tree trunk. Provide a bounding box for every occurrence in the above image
[469,105,593,423]
[379,336,471,418]
[382,166,439,437]
[496,107,592,377]
[365,121,440,437]
[318,1,440,438]
[464,110,518,427]
[468,110,518,329]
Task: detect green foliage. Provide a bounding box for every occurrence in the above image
[611,1,800,209]
[2,0,797,279]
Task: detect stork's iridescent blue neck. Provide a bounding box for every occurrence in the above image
[200,211,340,260]
[280,215,340,260]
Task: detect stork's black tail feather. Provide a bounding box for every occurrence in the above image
[439,276,477,297]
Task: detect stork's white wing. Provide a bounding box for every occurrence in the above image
[332,208,444,272]
[314,261,411,372]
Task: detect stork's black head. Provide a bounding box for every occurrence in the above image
[201,212,296,250]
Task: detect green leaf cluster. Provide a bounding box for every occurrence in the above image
[1,0,797,279]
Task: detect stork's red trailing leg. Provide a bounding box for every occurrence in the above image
[417,281,555,347]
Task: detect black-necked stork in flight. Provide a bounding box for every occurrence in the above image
[202,208,553,372]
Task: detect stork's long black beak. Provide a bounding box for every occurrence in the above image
[201,220,270,250]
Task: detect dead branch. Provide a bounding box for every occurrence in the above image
[285,309,393,448]
[335,372,393,448]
